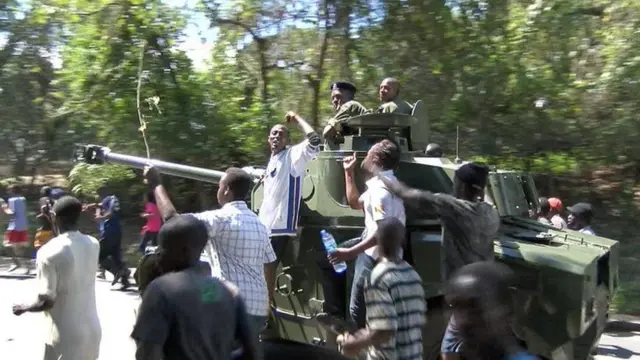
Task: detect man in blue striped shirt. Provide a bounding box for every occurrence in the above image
[338,217,426,360]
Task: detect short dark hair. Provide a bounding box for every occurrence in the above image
[372,139,401,170]
[158,215,209,264]
[376,217,405,258]
[52,196,83,226]
[224,167,254,201]
[445,261,515,309]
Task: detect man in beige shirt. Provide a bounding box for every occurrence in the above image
[377,77,413,115]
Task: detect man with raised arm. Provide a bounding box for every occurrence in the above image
[143,166,275,351]
[260,112,321,274]
[364,161,500,360]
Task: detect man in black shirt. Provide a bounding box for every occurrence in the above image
[131,215,258,360]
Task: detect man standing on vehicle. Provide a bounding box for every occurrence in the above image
[260,113,321,287]
[567,202,596,235]
[95,186,131,289]
[322,81,369,139]
[325,139,406,329]
[366,161,500,360]
[377,77,413,115]
[535,197,553,226]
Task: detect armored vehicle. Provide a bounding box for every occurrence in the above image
[75,101,618,360]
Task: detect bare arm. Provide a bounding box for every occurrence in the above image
[340,329,393,356]
[152,185,178,221]
[343,153,363,210]
[2,202,13,215]
[264,263,276,305]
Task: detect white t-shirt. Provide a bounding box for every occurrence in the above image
[259,138,320,236]
[360,170,406,259]
[36,231,102,360]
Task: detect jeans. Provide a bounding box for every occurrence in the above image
[99,232,127,277]
[349,252,376,328]
[138,231,158,254]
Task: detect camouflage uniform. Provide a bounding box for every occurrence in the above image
[327,100,369,134]
[378,98,413,115]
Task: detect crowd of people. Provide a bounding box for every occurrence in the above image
[3,79,599,360]
[531,197,596,235]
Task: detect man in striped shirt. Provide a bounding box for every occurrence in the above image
[337,217,425,360]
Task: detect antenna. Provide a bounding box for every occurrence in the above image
[455,126,462,164]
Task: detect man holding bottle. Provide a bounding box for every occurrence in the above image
[320,139,406,330]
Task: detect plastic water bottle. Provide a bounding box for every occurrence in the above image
[321,230,348,274]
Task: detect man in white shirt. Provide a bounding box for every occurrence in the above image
[13,196,102,360]
[144,166,276,345]
[259,112,321,278]
[326,139,406,328]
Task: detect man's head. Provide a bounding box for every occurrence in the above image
[375,217,405,259]
[445,261,515,348]
[425,143,443,157]
[362,139,401,173]
[6,184,19,196]
[548,197,563,216]
[538,197,550,218]
[330,81,357,112]
[268,124,290,154]
[157,215,209,272]
[217,167,254,205]
[567,202,593,230]
[40,186,52,198]
[379,77,401,103]
[52,196,83,231]
[453,162,490,201]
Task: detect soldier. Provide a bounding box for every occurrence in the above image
[567,202,596,235]
[377,77,413,115]
[322,81,369,139]
[425,143,444,157]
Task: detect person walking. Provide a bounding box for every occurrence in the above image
[2,184,30,273]
[13,196,102,360]
[138,191,162,253]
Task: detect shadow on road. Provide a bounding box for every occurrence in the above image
[605,320,640,333]
[597,344,640,359]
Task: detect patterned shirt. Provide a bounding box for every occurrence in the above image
[402,190,500,280]
[365,260,426,360]
[190,201,277,317]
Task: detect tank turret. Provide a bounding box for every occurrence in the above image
[74,109,618,360]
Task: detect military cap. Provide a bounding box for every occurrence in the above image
[567,202,593,219]
[330,81,357,93]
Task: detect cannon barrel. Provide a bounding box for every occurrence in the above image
[73,144,264,184]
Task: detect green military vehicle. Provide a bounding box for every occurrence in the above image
[75,100,618,360]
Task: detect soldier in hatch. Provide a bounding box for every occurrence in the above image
[322,81,369,139]
[377,77,413,115]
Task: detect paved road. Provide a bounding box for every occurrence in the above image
[0,267,638,360]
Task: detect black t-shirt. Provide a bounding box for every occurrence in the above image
[131,267,253,360]
[38,197,54,231]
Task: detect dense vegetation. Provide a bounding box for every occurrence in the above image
[2,0,640,313]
